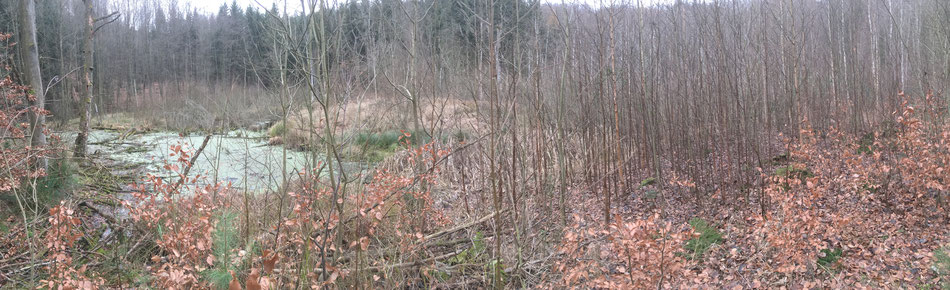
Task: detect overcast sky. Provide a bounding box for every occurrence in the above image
[185,0,674,15]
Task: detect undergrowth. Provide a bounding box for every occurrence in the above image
[204,211,255,289]
[774,164,814,180]
[683,218,723,260]
[548,93,950,288]
[816,247,843,272]
[1,155,76,211]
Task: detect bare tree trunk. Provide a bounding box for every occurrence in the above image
[487,1,503,288]
[18,0,47,169]
[74,0,95,158]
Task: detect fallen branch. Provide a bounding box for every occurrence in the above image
[118,127,139,140]
[78,201,122,224]
[91,125,128,132]
[1,261,51,278]
[362,249,464,272]
[421,211,499,243]
[169,134,212,194]
[425,237,473,248]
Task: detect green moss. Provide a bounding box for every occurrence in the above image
[426,269,451,284]
[683,218,723,260]
[449,231,487,265]
[452,130,468,142]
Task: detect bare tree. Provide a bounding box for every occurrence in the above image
[73,0,118,158]
[74,0,95,158]
[18,0,46,169]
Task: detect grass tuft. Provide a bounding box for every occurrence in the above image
[355,130,405,150]
[268,121,288,138]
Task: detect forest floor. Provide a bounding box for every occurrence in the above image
[3,100,950,289]
[551,123,950,288]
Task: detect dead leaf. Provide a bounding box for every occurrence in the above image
[262,254,278,274]
[228,271,242,290]
[246,268,261,290]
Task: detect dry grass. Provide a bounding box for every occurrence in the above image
[276,96,483,151]
[59,82,277,133]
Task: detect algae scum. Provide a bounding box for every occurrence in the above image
[65,129,357,193]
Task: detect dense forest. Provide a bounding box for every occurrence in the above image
[1,0,950,288]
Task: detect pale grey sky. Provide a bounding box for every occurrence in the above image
[186,0,674,15]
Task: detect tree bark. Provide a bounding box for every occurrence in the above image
[18,0,47,169]
[74,0,95,158]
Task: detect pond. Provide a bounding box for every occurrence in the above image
[62,129,359,193]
